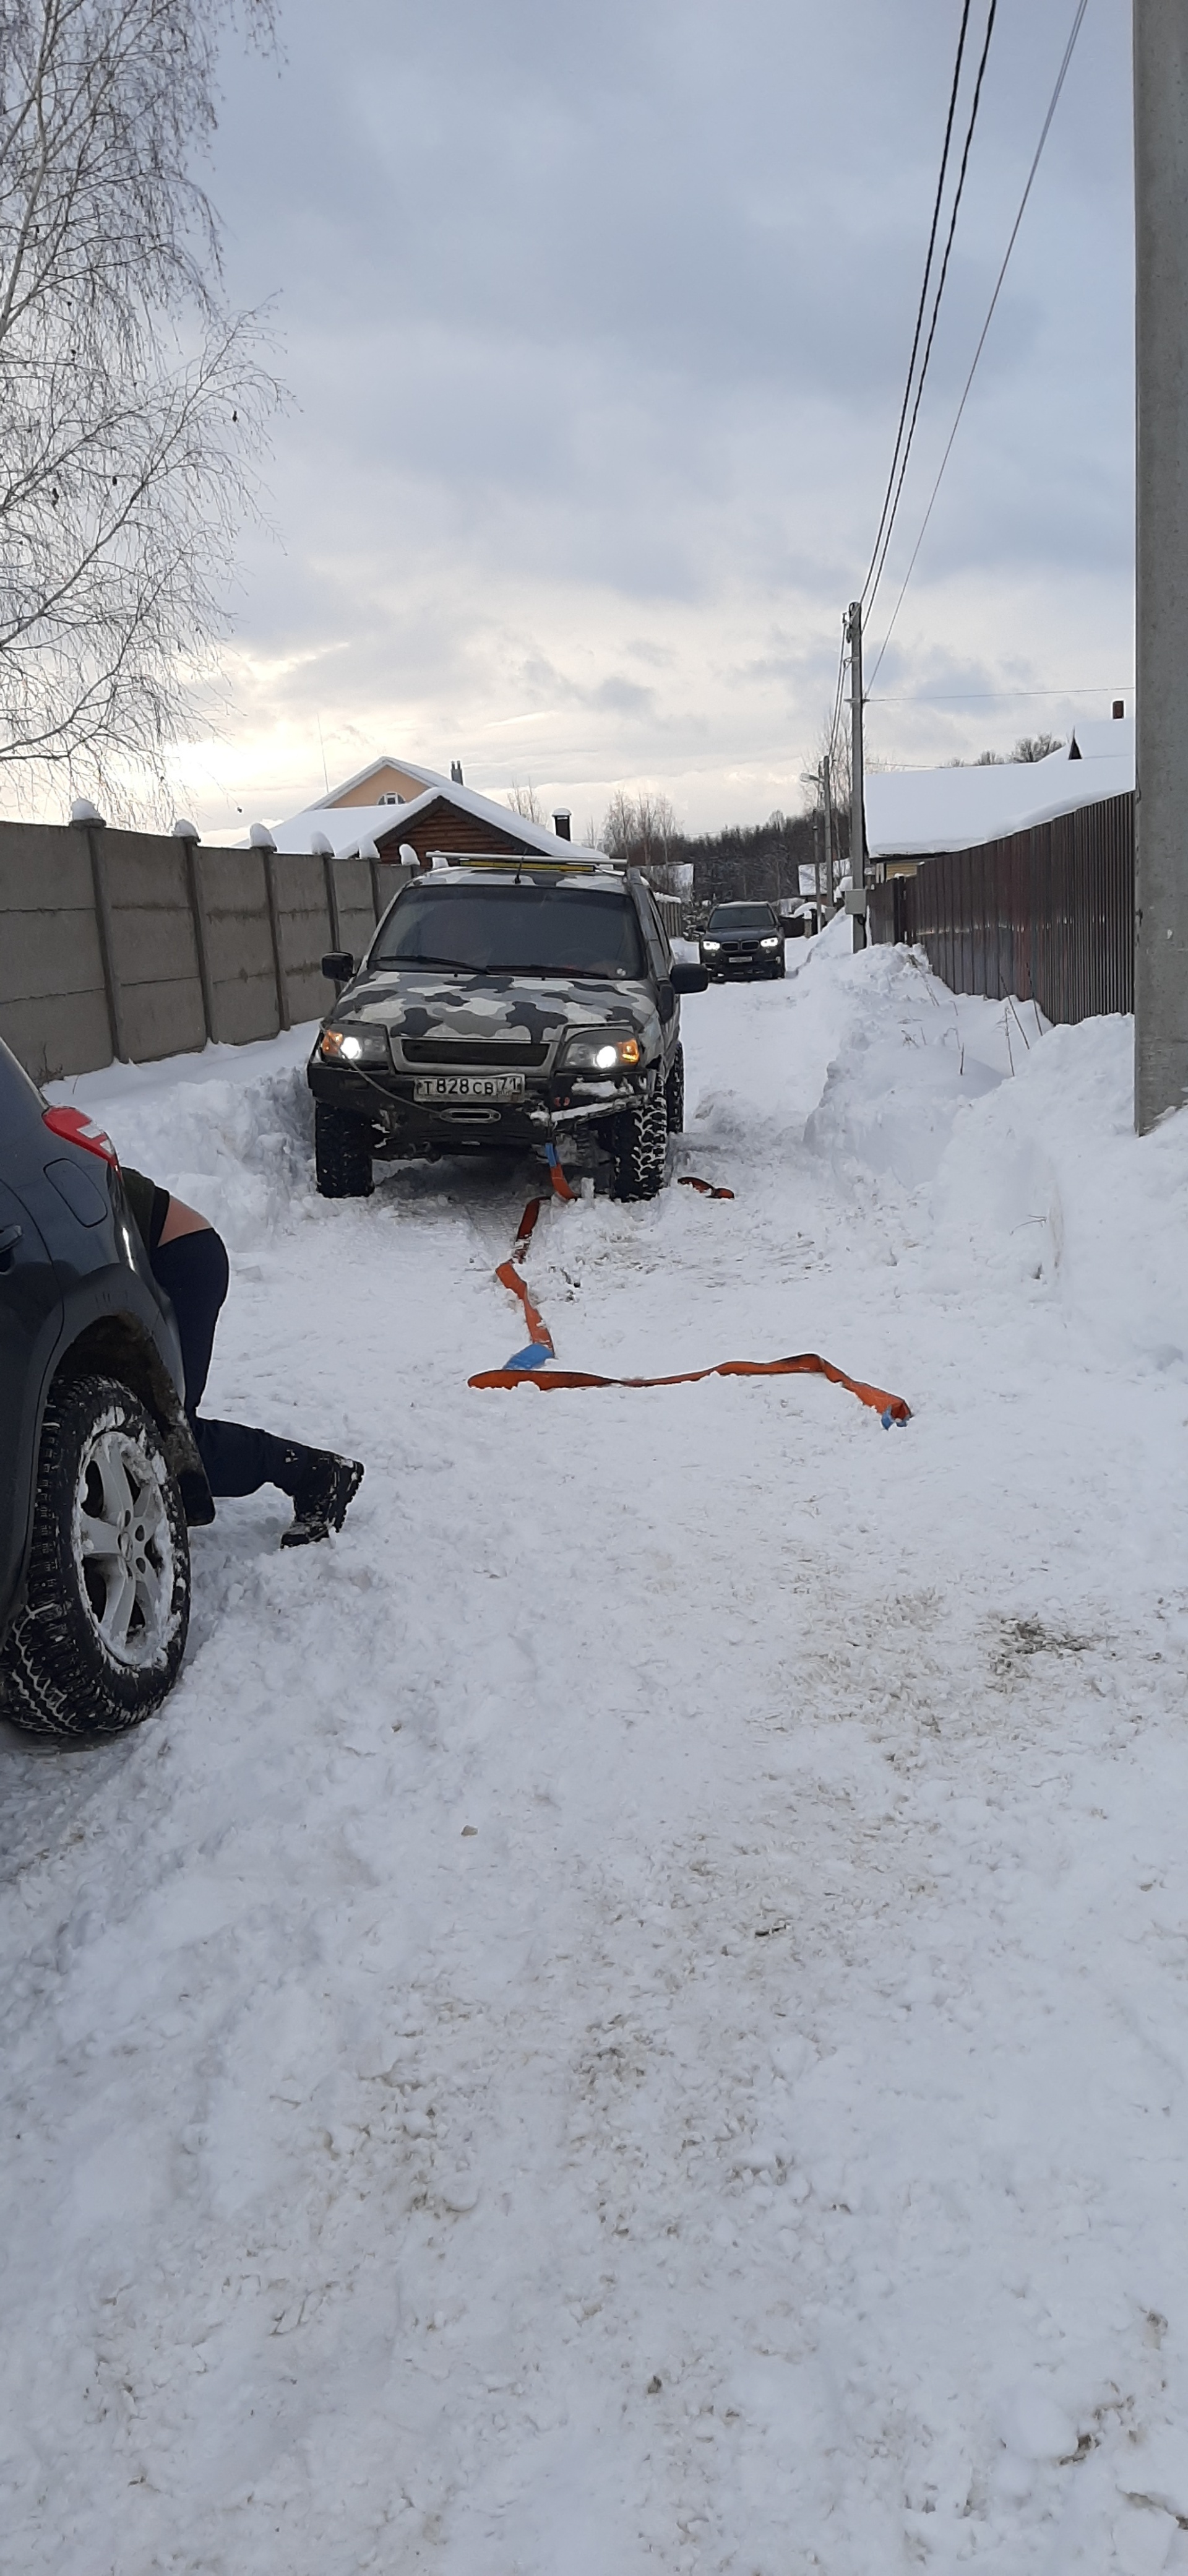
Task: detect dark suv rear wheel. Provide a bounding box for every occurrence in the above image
[315,1101,375,1199]
[609,1090,669,1201]
[0,1374,191,1740]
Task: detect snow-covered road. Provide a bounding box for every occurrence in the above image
[6,927,1188,2574]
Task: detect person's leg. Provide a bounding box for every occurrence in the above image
[150,1229,230,1413]
[193,1417,364,1541]
[151,1223,364,1542]
[191,1417,308,1498]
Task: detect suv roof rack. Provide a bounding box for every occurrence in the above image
[428,850,626,877]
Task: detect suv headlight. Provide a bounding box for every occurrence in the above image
[319,1024,390,1065]
[702,938,721,953]
[558,1032,642,1072]
[760,935,780,949]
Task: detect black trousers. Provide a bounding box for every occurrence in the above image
[151,1230,311,1500]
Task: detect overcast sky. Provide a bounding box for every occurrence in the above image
[175,0,1134,837]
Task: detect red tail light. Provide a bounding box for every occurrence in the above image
[42,1105,120,1168]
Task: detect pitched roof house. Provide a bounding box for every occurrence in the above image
[262,756,601,868]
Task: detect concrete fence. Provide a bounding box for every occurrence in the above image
[0,816,407,1084]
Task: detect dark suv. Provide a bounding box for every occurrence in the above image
[0,1034,203,1741]
[699,902,786,980]
[308,859,708,1201]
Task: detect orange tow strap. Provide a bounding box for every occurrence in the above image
[471,1168,912,1425]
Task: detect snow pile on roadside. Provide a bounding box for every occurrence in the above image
[804,929,1037,1189]
[798,925,1188,1378]
[45,1027,317,1251]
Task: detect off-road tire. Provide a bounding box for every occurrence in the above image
[609,1089,669,1201]
[665,1043,685,1135]
[0,1375,191,1741]
[315,1100,375,1199]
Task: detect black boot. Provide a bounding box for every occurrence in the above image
[280,1450,365,1548]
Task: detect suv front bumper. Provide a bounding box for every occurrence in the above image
[308,1058,654,1147]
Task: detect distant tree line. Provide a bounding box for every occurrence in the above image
[949,732,1063,768]
[594,789,828,910]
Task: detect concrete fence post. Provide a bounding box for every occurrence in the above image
[174,821,217,1045]
[251,825,290,1034]
[315,843,343,952]
[75,805,128,1063]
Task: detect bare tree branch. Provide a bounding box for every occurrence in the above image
[598,787,680,878]
[506,778,546,824]
[0,0,281,808]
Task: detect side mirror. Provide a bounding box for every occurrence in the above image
[671,961,709,995]
[322,951,355,982]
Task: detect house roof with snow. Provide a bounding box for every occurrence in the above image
[252,760,602,868]
[865,717,1135,860]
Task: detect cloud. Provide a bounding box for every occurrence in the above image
[170,0,1134,834]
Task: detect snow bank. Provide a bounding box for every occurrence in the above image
[804,937,1023,1188]
[799,930,1188,1380]
[45,1027,318,1253]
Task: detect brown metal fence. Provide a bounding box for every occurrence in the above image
[867,791,1135,1023]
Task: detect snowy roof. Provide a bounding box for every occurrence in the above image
[865,718,1134,859]
[312,753,444,807]
[253,778,603,867]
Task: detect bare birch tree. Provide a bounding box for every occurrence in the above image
[599,787,679,875]
[0,0,280,806]
[506,778,545,823]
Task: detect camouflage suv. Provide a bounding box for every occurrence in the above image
[307,859,708,1202]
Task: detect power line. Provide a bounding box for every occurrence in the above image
[869,682,1130,704]
[865,0,999,620]
[825,626,849,760]
[859,0,975,608]
[868,0,1093,690]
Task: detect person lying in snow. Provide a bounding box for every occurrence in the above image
[121,1168,364,1549]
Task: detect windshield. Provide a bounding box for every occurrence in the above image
[707,904,777,930]
[371,881,646,979]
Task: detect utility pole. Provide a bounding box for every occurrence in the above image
[846,602,867,952]
[1134,1,1188,1131]
[822,751,835,914]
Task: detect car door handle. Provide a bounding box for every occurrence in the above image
[0,1222,23,1271]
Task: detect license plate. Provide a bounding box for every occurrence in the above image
[412,1071,525,1102]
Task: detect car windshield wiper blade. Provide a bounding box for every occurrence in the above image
[387,953,473,969]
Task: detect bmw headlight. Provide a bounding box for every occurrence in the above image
[559,1031,642,1072]
[702,939,721,953]
[319,1024,390,1065]
[760,935,781,949]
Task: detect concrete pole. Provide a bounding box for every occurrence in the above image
[822,751,835,913]
[847,602,867,952]
[1134,0,1188,1131]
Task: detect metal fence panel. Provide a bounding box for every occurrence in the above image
[867,792,1134,1023]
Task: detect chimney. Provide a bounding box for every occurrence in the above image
[553,807,572,841]
[1113,699,1125,719]
[450,759,464,785]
